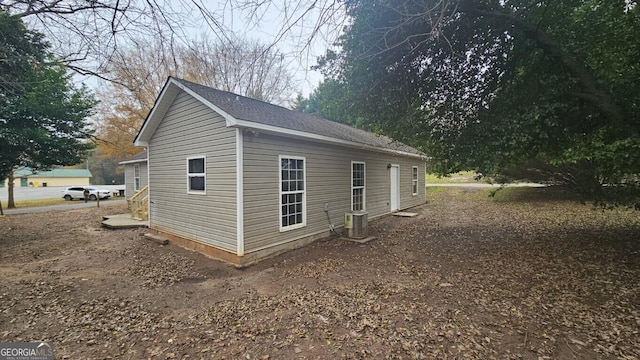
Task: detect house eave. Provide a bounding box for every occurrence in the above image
[134,77,426,160]
[231,119,426,160]
[118,158,148,165]
[134,79,179,146]
[134,77,238,147]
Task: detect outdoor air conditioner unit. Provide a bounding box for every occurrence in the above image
[345,211,368,239]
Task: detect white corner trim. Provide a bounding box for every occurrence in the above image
[236,128,245,256]
[146,147,151,225]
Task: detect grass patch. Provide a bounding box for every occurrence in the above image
[426,171,479,184]
[6,198,69,208]
[425,186,449,195]
[427,185,580,204]
[482,186,579,203]
[426,186,481,202]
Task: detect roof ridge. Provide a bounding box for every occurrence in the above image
[173,77,283,109]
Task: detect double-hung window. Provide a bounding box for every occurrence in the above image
[280,156,306,231]
[412,166,419,195]
[187,156,206,194]
[352,161,365,211]
[133,164,141,191]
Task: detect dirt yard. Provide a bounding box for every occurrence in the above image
[1,187,638,360]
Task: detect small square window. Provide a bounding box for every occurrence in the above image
[188,156,206,193]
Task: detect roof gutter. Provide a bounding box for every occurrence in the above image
[118,158,148,165]
[230,119,426,160]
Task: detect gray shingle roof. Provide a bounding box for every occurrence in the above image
[173,78,422,156]
[119,150,147,164]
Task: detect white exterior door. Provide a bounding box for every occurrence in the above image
[390,165,400,211]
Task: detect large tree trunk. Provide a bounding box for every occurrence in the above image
[7,171,15,209]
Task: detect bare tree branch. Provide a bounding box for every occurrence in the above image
[2,0,229,86]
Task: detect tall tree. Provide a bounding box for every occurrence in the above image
[0,10,96,208]
[1,0,343,90]
[295,79,361,127]
[85,147,124,185]
[180,39,297,104]
[0,0,231,84]
[0,10,46,101]
[318,0,640,203]
[95,37,297,161]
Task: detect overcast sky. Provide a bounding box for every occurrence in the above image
[214,0,342,96]
[61,0,347,98]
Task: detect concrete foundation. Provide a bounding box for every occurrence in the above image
[147,227,338,268]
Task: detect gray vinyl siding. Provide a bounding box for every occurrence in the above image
[398,160,425,210]
[242,132,425,253]
[123,161,148,200]
[148,91,237,252]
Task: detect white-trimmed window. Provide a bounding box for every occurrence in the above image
[133,164,141,191]
[279,156,306,231]
[187,156,206,194]
[412,166,419,195]
[351,161,365,211]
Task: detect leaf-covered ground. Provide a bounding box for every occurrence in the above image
[0,187,638,359]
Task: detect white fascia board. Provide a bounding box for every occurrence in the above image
[231,119,426,159]
[170,79,238,127]
[135,78,424,160]
[134,78,240,147]
[146,147,151,226]
[134,80,178,147]
[118,158,147,165]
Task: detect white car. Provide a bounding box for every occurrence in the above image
[62,186,111,201]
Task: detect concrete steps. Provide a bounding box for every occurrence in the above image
[101,214,148,229]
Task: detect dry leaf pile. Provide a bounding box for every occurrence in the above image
[1,188,638,359]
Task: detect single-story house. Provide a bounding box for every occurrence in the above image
[133,77,426,266]
[119,150,148,200]
[1,168,92,188]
